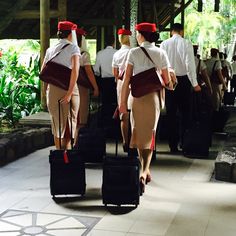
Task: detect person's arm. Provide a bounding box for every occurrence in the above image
[201,68,213,94]
[84,65,99,97]
[40,58,48,97]
[119,63,133,114]
[112,67,119,82]
[60,54,80,104]
[217,69,227,90]
[185,41,201,92]
[93,53,101,77]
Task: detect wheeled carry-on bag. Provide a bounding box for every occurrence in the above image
[49,101,86,198]
[77,126,106,163]
[102,111,140,207]
[76,95,106,163]
[182,92,211,158]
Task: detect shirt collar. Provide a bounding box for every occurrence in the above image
[59,39,72,44]
[105,46,114,49]
[172,34,182,39]
[121,45,130,49]
[140,41,152,47]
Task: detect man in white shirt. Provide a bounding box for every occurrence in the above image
[160,23,201,153]
[94,36,117,127]
[230,55,236,93]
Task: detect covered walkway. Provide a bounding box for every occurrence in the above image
[1,133,236,236]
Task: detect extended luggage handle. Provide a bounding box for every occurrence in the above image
[58,100,74,150]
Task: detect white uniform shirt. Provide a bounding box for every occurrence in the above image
[160,34,198,87]
[195,56,207,73]
[94,46,117,78]
[112,45,130,74]
[232,61,236,76]
[44,39,80,68]
[205,57,222,76]
[80,51,91,66]
[128,41,169,75]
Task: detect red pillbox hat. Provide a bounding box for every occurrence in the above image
[58,21,77,31]
[118,29,132,35]
[76,28,87,36]
[135,22,156,32]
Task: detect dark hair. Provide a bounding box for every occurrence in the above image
[233,55,236,61]
[193,46,198,56]
[105,35,115,47]
[224,53,227,59]
[171,23,184,32]
[219,52,224,59]
[57,30,71,39]
[77,34,82,47]
[139,31,159,43]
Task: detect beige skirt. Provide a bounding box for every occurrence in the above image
[47,84,80,138]
[130,92,160,150]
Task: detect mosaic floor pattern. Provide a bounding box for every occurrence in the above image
[0,209,101,236]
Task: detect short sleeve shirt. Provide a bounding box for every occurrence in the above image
[80,51,91,67]
[205,58,222,76]
[112,45,130,70]
[127,41,169,75]
[44,39,80,69]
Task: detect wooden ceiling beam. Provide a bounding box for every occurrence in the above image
[15,10,59,19]
[0,0,31,34]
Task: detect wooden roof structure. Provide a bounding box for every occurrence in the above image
[0,0,194,40]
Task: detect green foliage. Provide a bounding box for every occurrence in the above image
[0,49,41,127]
[175,0,236,58]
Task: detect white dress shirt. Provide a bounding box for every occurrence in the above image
[160,34,198,87]
[232,61,236,76]
[94,46,117,78]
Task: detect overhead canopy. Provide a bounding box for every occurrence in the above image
[0,0,194,39]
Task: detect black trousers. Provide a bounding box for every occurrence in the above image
[165,75,192,150]
[99,77,117,126]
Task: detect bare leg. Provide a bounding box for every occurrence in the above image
[139,149,152,180]
[54,136,66,149]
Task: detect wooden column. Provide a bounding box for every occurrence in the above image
[130,0,138,47]
[40,0,50,110]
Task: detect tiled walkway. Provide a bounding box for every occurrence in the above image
[1,135,236,236]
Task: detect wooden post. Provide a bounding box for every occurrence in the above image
[130,0,138,47]
[40,0,50,110]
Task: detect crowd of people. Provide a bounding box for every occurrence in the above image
[41,20,236,195]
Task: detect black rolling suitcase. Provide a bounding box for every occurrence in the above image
[102,112,140,207]
[183,92,211,158]
[77,126,106,163]
[223,91,235,106]
[49,101,86,197]
[76,96,106,163]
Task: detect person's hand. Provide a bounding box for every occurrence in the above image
[93,87,99,97]
[169,68,177,84]
[223,84,227,91]
[193,85,201,92]
[119,102,128,114]
[60,94,71,104]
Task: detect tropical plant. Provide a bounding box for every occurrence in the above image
[0,49,41,127]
